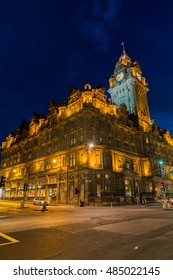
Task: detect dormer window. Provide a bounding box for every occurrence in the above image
[84,84,92,90]
[87,97,92,103]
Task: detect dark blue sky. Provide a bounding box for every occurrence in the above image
[0,0,173,143]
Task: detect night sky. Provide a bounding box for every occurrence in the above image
[0,0,173,143]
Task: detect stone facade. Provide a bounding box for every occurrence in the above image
[1,51,173,205]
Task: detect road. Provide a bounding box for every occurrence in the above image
[0,200,173,260]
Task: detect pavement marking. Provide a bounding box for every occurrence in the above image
[0,232,19,247]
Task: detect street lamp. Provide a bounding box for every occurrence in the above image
[85,142,95,166]
[158,160,164,165]
[88,143,94,149]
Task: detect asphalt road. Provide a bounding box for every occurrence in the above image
[0,200,173,260]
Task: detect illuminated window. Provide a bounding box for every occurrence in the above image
[57,157,61,167]
[87,97,92,103]
[133,161,138,173]
[71,106,75,114]
[80,134,84,142]
[70,136,76,145]
[62,155,66,166]
[40,162,45,171]
[70,153,76,167]
[46,164,50,170]
[96,151,101,165]
[28,153,32,159]
[117,158,123,169]
[17,155,20,163]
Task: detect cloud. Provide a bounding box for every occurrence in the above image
[91,0,122,22]
[103,0,122,22]
[74,0,122,54]
[82,21,110,53]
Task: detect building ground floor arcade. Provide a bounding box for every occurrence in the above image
[1,167,173,205]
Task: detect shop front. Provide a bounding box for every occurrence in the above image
[48,184,57,202]
[48,175,57,202]
[37,176,47,198]
[7,180,18,199]
[27,178,37,200]
[17,179,25,199]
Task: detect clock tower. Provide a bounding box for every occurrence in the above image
[108,47,151,132]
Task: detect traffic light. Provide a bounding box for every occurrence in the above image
[160,182,165,191]
[75,187,80,194]
[0,176,6,187]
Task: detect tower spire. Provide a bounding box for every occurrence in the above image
[121,42,125,53]
[118,42,131,64]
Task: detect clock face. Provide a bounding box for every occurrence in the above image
[116,72,124,81]
[136,72,142,81]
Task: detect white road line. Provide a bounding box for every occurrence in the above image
[0,232,19,247]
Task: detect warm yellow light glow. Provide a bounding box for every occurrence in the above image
[89,143,94,148]
[53,159,57,163]
[13,169,17,173]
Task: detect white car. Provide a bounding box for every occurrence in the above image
[33,198,49,206]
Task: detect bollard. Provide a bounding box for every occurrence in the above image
[20,200,24,208]
[41,201,47,211]
[167,202,170,210]
[80,200,85,207]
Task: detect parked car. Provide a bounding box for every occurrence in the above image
[33,198,49,206]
